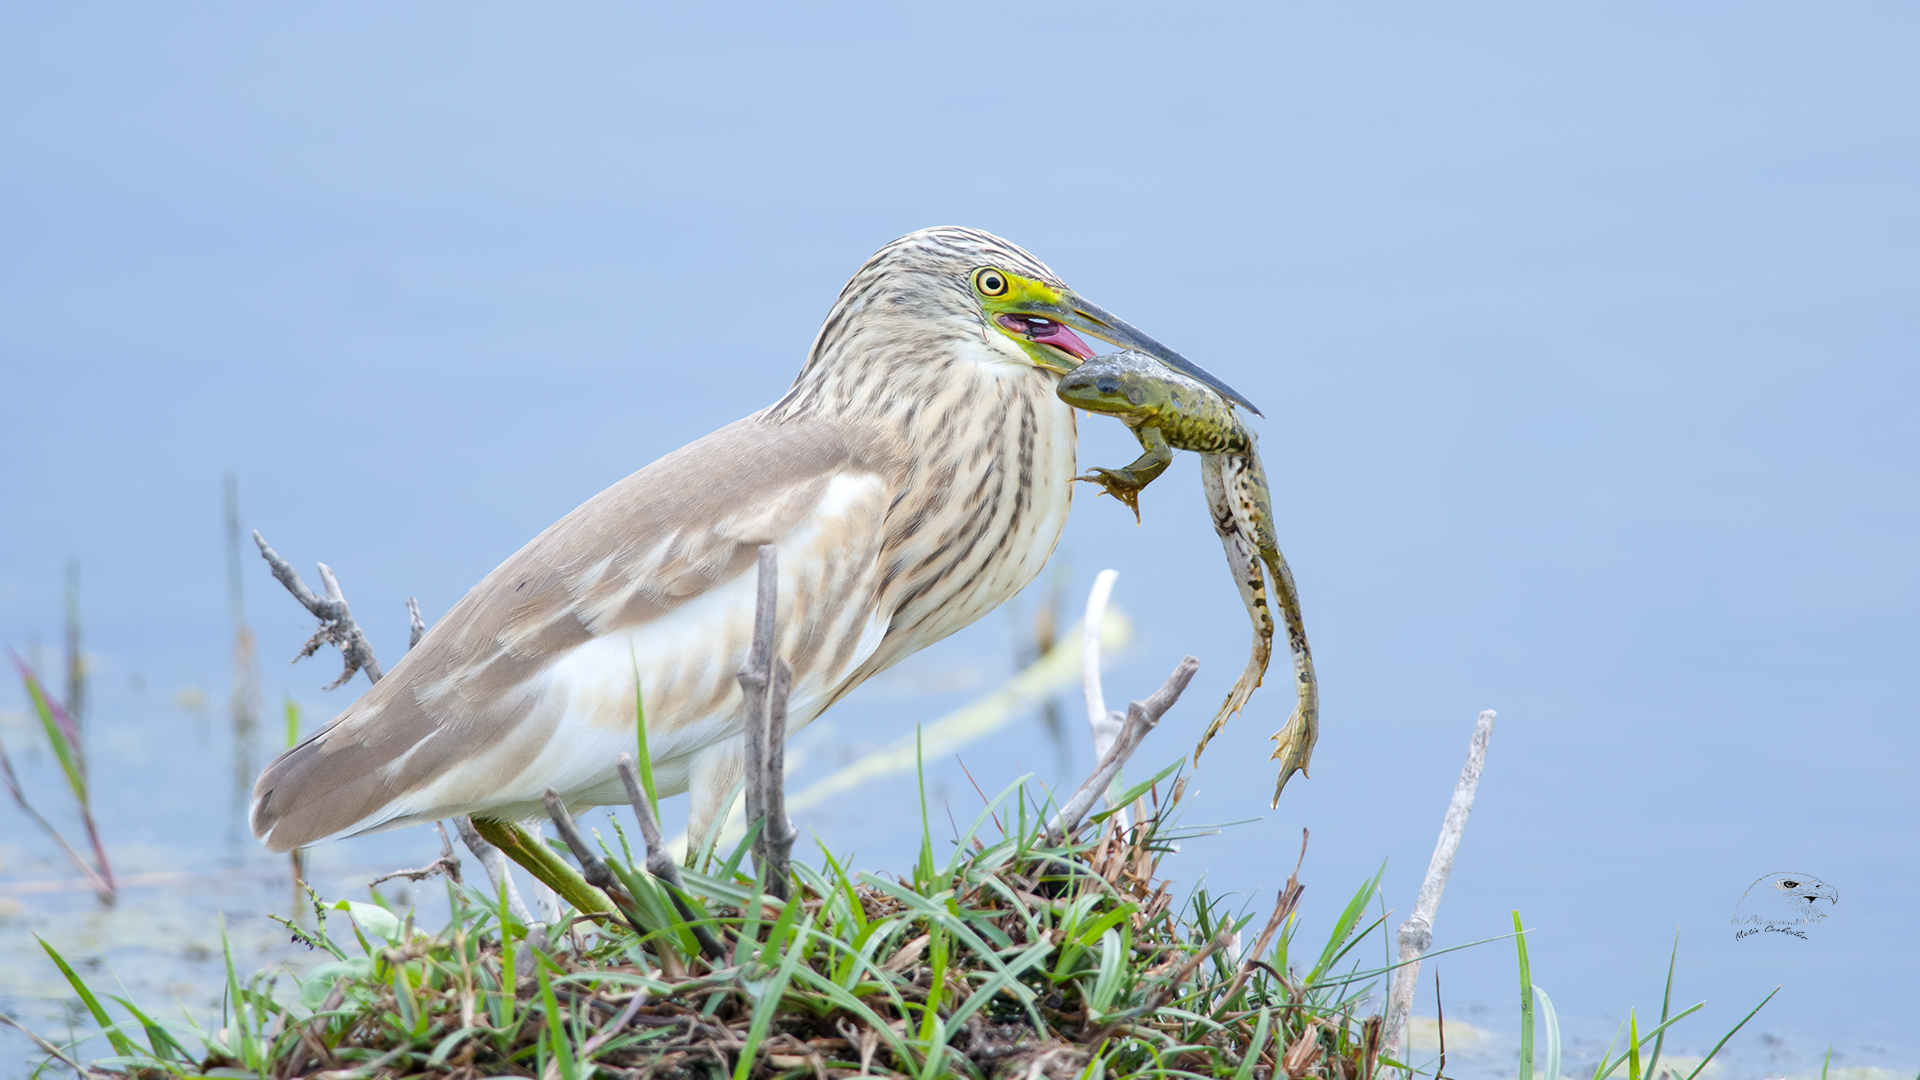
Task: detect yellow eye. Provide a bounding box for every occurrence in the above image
[974,267,1009,297]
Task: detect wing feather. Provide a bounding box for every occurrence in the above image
[251,415,905,851]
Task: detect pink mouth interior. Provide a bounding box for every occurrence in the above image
[997,314,1096,361]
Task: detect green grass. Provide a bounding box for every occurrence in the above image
[1509,909,1775,1080]
[19,769,1417,1078]
[14,773,1784,1079]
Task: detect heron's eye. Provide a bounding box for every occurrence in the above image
[975,268,1009,297]
[1780,880,1799,888]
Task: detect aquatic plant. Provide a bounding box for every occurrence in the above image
[4,651,115,902]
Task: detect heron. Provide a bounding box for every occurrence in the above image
[249,226,1256,881]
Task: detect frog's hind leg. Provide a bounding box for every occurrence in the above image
[1251,466,1319,807]
[1262,549,1318,805]
[1193,455,1276,762]
[1194,556,1272,760]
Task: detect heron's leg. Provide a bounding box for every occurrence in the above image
[1076,426,1174,522]
[686,737,746,869]
[468,816,614,916]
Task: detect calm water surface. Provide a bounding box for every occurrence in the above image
[3,4,1916,1075]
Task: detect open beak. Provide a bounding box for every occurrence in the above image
[1007,292,1263,417]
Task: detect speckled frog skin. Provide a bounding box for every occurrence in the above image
[1058,351,1318,805]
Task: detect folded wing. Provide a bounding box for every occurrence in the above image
[251,415,906,851]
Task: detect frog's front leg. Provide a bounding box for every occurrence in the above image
[1076,426,1173,523]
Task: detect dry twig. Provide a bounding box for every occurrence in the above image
[1046,655,1199,844]
[1215,827,1308,1009]
[1,1012,104,1076]
[369,821,463,889]
[253,530,384,689]
[1385,708,1497,1060]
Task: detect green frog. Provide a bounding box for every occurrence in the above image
[1057,351,1318,805]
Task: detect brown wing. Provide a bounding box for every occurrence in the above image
[250,414,905,851]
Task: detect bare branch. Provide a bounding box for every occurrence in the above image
[369,821,463,889]
[407,597,426,650]
[618,754,728,963]
[1046,655,1199,844]
[254,530,384,689]
[737,545,795,900]
[454,815,532,924]
[1386,708,1497,1061]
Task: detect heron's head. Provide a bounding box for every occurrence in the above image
[812,227,1261,416]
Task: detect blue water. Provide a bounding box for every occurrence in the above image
[3,4,1916,1074]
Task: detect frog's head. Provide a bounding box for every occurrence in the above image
[973,264,1262,417]
[1056,351,1179,418]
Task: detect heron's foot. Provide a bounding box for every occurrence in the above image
[1075,467,1149,523]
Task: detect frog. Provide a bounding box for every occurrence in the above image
[1056,350,1318,806]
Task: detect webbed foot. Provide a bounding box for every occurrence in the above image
[1267,704,1318,806]
[1074,468,1147,523]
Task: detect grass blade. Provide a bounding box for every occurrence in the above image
[0,735,110,894]
[1536,984,1562,1080]
[915,726,935,891]
[13,654,113,892]
[13,653,84,798]
[1514,911,1534,1080]
[1682,986,1779,1080]
[734,912,817,1080]
[1628,1011,1642,1080]
[538,962,579,1080]
[1645,933,1679,1080]
[631,651,660,821]
[36,937,138,1058]
[1233,1008,1273,1080]
[1307,863,1384,984]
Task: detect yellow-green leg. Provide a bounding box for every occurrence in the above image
[469,816,616,917]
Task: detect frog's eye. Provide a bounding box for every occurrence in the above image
[974,267,1009,297]
[1095,377,1121,396]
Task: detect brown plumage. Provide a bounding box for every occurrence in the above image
[251,227,1082,852]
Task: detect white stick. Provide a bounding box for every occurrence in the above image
[1385,708,1497,1064]
[1081,570,1128,824]
[1081,569,1122,760]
